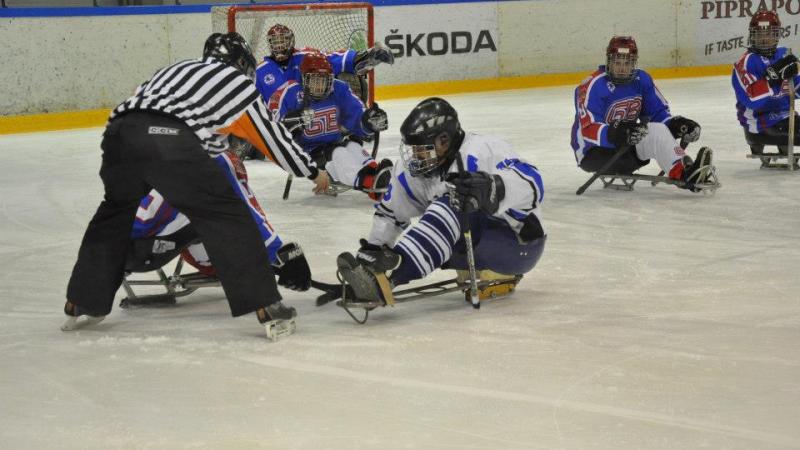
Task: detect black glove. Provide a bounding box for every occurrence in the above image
[361,103,388,133]
[281,108,314,134]
[666,115,701,142]
[607,120,648,147]
[766,53,799,84]
[355,239,401,273]
[272,242,311,291]
[445,171,505,215]
[354,44,395,75]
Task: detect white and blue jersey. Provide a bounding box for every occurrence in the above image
[255,49,356,104]
[269,78,371,152]
[732,47,800,133]
[570,67,672,164]
[369,133,545,282]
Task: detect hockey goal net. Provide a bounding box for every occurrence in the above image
[211,2,375,104]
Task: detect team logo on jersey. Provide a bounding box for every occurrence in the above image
[263,73,276,85]
[605,97,643,123]
[148,126,180,136]
[607,81,616,92]
[303,106,339,137]
[297,91,304,104]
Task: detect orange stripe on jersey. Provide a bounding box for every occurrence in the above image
[219,113,277,163]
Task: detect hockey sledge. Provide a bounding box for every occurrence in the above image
[746,153,800,170]
[119,257,219,308]
[318,273,522,324]
[598,166,720,194]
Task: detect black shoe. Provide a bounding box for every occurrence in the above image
[336,252,387,305]
[64,301,104,318]
[256,301,297,324]
[682,147,714,190]
[61,301,106,331]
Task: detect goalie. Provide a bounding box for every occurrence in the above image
[571,36,717,192]
[255,23,394,102]
[335,98,547,306]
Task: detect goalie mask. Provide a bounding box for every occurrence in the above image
[267,24,295,63]
[203,32,257,79]
[606,36,638,85]
[399,97,464,178]
[748,10,781,57]
[300,52,334,101]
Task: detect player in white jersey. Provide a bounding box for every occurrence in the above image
[63,33,322,337]
[335,98,546,305]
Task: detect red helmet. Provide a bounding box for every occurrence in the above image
[267,24,295,62]
[300,52,333,100]
[748,10,781,57]
[606,36,638,84]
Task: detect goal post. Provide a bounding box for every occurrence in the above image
[211,2,375,104]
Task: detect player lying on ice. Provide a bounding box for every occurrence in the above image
[62,33,326,339]
[571,35,719,192]
[269,52,393,200]
[732,9,800,165]
[256,23,394,103]
[334,97,547,308]
[125,148,313,312]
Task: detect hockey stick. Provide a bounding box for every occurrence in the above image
[788,68,796,172]
[282,174,293,200]
[453,153,481,309]
[576,144,633,195]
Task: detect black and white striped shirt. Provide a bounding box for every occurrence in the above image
[109,57,317,178]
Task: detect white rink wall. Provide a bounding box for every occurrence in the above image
[4,0,800,115]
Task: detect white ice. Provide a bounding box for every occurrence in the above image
[0,76,798,449]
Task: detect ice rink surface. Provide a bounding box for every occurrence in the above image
[0,76,798,449]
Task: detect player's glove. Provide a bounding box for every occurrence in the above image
[272,242,311,291]
[354,44,395,75]
[607,120,648,147]
[666,116,701,143]
[361,103,388,133]
[766,53,799,84]
[281,108,314,134]
[355,239,401,273]
[445,171,505,215]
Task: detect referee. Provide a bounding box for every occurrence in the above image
[63,33,328,335]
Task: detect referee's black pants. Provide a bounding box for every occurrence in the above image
[66,112,281,317]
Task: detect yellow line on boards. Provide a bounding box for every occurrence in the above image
[0,109,111,135]
[1,64,732,135]
[375,64,732,100]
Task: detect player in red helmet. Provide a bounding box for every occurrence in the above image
[269,51,393,201]
[732,9,800,162]
[256,23,394,104]
[570,35,717,193]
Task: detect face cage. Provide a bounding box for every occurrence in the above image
[748,27,780,56]
[606,53,638,84]
[269,32,294,61]
[303,73,333,100]
[400,143,439,177]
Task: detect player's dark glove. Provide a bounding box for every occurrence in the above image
[361,103,388,133]
[355,239,401,273]
[445,171,505,215]
[766,53,799,84]
[272,242,311,291]
[354,44,395,75]
[666,115,701,142]
[281,108,314,134]
[607,120,648,147]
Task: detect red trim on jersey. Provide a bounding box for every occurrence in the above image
[576,70,606,144]
[735,53,771,99]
